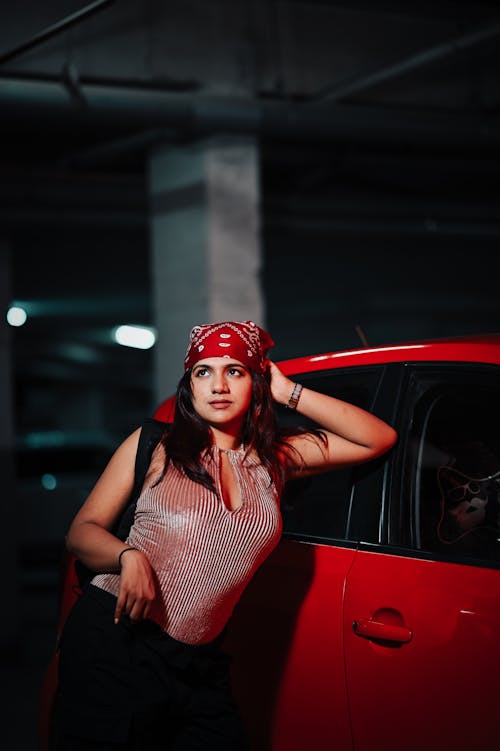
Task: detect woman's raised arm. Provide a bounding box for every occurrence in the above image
[268,361,397,477]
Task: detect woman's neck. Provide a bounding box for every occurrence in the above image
[209,426,242,451]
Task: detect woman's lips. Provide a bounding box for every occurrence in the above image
[209,400,232,409]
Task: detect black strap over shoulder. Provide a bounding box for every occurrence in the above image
[75,418,170,588]
[115,418,169,540]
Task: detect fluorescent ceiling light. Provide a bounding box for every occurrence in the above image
[113,325,156,350]
[7,305,27,327]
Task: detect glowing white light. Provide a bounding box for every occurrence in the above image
[41,473,57,491]
[113,325,156,350]
[7,306,27,327]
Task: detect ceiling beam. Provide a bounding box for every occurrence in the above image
[314,18,500,102]
[0,1,115,66]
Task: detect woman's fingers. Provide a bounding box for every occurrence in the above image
[114,591,126,624]
[128,597,152,623]
[268,360,295,405]
[115,585,155,623]
[115,594,144,623]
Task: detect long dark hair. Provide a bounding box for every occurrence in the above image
[158,368,323,496]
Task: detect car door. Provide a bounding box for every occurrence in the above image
[343,365,500,751]
[225,365,393,751]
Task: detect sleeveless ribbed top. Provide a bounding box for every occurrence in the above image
[92,445,282,645]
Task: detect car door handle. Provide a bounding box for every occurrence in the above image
[352,618,413,644]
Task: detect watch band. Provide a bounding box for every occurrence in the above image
[286,382,303,410]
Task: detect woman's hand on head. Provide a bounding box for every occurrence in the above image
[267,360,296,406]
[114,548,157,624]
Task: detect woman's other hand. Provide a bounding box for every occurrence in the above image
[114,548,157,624]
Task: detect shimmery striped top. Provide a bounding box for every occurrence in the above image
[92,445,282,645]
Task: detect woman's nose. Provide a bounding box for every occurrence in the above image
[212,374,229,393]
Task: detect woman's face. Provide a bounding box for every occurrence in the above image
[190,357,253,433]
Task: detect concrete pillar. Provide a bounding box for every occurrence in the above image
[149,135,263,400]
[0,244,18,656]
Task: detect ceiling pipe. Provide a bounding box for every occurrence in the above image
[0,73,498,151]
[314,18,500,102]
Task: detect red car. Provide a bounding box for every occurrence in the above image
[39,335,500,751]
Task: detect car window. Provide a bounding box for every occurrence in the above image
[408,372,500,565]
[276,368,383,543]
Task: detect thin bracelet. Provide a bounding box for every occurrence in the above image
[118,547,137,568]
[286,382,303,410]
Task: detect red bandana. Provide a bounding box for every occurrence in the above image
[184,320,274,374]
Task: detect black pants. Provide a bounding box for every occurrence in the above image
[54,585,248,751]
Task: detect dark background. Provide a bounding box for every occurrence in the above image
[1,2,499,748]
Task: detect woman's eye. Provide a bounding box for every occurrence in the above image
[228,368,243,376]
[196,368,208,377]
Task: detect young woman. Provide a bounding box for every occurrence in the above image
[56,320,397,751]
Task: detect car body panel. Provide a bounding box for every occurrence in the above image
[343,546,500,751]
[224,540,356,751]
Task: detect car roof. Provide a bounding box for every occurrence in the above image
[277,333,500,375]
